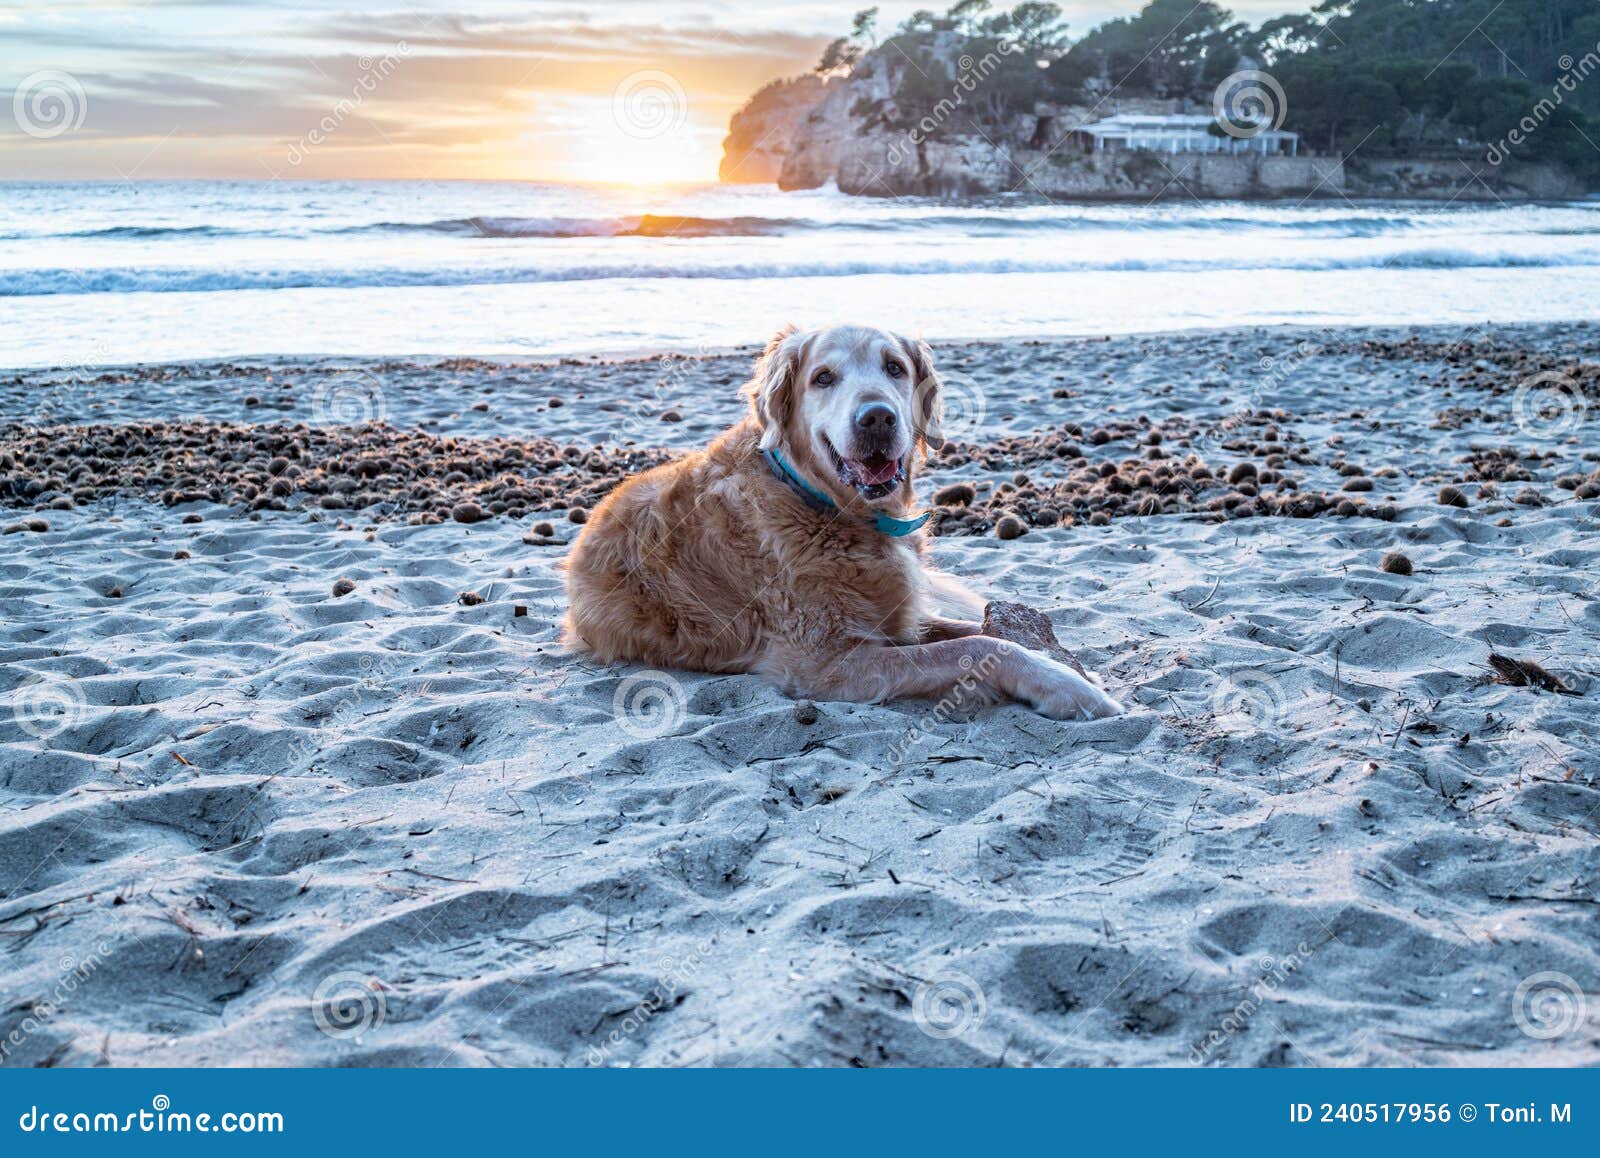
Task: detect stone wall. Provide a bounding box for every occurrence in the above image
[1345,157,1585,200]
[1021,150,1343,199]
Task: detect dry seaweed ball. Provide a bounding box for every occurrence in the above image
[568,506,589,524]
[1437,485,1470,509]
[1341,476,1373,492]
[451,501,486,524]
[533,521,555,537]
[1379,551,1413,576]
[995,514,1027,540]
[934,482,977,507]
[1227,462,1257,484]
[1089,511,1111,527]
[457,590,485,606]
[331,577,357,597]
[660,409,683,422]
[173,549,191,560]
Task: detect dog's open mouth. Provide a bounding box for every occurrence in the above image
[825,440,905,500]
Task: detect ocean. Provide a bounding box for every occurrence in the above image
[2,180,1598,369]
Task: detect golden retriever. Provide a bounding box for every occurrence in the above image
[562,325,1123,720]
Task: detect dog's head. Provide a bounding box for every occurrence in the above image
[746,324,944,510]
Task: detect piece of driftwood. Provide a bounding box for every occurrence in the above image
[1487,652,1575,695]
[982,600,1088,678]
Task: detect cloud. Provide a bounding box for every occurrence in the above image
[2,5,836,178]
[0,2,1307,179]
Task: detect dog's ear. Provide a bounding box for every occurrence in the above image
[903,336,945,450]
[747,325,800,451]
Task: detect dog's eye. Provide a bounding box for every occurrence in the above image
[812,369,835,387]
[884,360,906,379]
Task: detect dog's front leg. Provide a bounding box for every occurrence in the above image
[918,616,983,643]
[774,637,1123,720]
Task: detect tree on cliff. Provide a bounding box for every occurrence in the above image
[817,8,883,75]
[815,38,862,76]
[1049,0,1247,101]
[881,3,1070,139]
[1254,0,1600,181]
[852,8,880,46]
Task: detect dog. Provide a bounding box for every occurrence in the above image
[562,325,1124,720]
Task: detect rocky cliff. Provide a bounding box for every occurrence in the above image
[720,41,1585,201]
[717,75,831,184]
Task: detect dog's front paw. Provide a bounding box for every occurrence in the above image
[1081,685,1125,719]
[1021,660,1125,720]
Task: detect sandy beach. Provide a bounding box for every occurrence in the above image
[2,321,1596,1067]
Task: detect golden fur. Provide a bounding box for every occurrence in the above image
[562,325,1123,720]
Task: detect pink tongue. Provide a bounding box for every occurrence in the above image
[858,457,898,485]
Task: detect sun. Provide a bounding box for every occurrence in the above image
[566,124,715,186]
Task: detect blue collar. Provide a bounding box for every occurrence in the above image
[762,448,931,537]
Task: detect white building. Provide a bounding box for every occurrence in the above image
[1070,114,1299,156]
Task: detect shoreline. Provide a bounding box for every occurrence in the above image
[7,268,1600,372]
[5,314,1596,383]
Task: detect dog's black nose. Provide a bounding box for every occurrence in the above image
[854,403,897,433]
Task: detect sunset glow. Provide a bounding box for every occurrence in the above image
[552,104,718,186]
[0,1,1309,182]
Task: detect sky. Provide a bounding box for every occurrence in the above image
[0,1,1305,184]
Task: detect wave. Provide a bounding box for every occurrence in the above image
[52,224,247,240]
[18,214,811,242]
[460,214,811,238]
[25,208,1595,244]
[8,246,1600,297]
